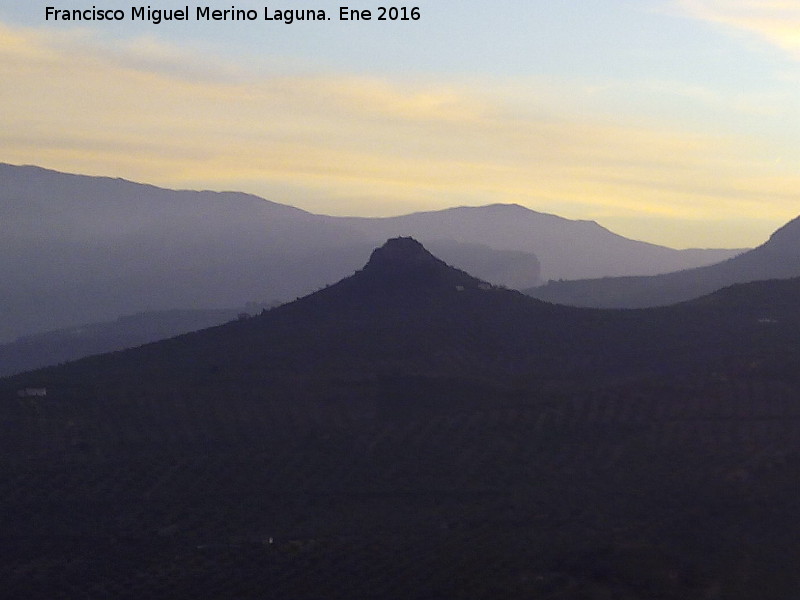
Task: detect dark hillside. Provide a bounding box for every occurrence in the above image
[10,236,791,389]
[2,239,800,599]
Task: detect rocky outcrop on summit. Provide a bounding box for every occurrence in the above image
[358,237,487,290]
[364,237,443,271]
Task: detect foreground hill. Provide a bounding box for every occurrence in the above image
[1,163,740,342]
[527,214,800,307]
[2,239,800,599]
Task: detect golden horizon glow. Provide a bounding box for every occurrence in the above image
[1,18,798,249]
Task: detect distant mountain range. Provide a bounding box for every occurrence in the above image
[527,214,800,307]
[3,238,800,599]
[336,203,744,282]
[0,163,742,342]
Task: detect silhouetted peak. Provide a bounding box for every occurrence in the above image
[357,237,484,290]
[364,237,437,270]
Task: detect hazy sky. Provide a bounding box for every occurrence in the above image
[2,1,798,247]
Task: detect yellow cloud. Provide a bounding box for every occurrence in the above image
[676,0,800,59]
[1,21,797,248]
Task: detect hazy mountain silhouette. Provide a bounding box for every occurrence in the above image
[1,164,541,342]
[527,214,800,308]
[338,203,743,281]
[1,163,363,342]
[3,238,800,599]
[1,163,740,342]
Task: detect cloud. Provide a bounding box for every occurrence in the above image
[1,21,797,247]
[675,1,800,60]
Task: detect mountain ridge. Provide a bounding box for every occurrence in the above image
[527,214,800,308]
[335,202,745,281]
[1,162,745,342]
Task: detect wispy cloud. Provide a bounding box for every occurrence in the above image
[675,1,800,60]
[1,21,797,247]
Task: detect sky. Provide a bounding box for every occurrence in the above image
[1,0,798,248]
